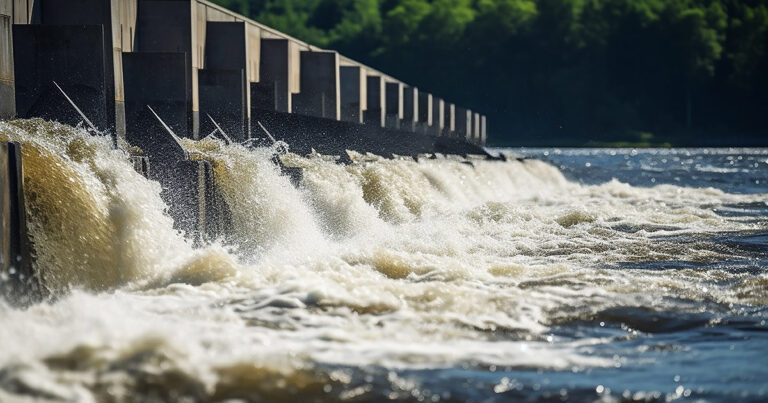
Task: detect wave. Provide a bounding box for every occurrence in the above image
[1,120,767,400]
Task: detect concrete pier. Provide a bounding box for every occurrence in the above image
[444,103,455,137]
[431,97,444,137]
[417,92,431,134]
[123,52,194,138]
[199,21,250,140]
[2,0,488,143]
[385,81,403,130]
[0,11,15,120]
[3,0,488,144]
[365,75,385,127]
[13,25,113,132]
[250,108,488,158]
[402,86,417,132]
[34,0,129,137]
[454,107,470,139]
[135,0,198,136]
[473,112,481,143]
[258,38,292,113]
[0,141,39,302]
[198,69,247,140]
[250,81,278,113]
[293,51,340,120]
[340,65,365,124]
[481,115,487,145]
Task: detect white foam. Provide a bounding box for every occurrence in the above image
[1,120,767,399]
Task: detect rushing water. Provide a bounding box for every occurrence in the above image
[1,120,767,402]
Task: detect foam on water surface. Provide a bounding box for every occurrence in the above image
[1,120,767,401]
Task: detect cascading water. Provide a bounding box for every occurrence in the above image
[1,119,767,402]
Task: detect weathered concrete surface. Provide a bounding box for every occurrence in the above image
[123,104,222,242]
[417,92,431,134]
[123,52,194,139]
[6,0,489,147]
[365,75,385,128]
[259,38,291,113]
[481,115,487,145]
[454,106,469,139]
[250,81,278,114]
[158,158,209,243]
[0,141,39,303]
[130,155,150,177]
[340,65,364,123]
[5,0,33,25]
[135,0,195,58]
[402,86,417,132]
[293,51,339,120]
[445,103,455,137]
[198,69,247,141]
[0,13,14,119]
[123,47,231,242]
[13,24,114,133]
[135,0,198,136]
[204,21,246,71]
[385,81,403,130]
[203,21,250,138]
[431,97,444,136]
[253,107,490,159]
[35,0,126,136]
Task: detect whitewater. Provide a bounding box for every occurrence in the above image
[1,119,767,402]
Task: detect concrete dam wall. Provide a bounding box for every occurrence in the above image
[0,0,494,299]
[0,0,488,147]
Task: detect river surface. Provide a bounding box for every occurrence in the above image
[1,120,767,402]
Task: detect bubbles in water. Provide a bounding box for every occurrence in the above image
[1,121,767,401]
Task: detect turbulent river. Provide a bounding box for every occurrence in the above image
[1,120,767,402]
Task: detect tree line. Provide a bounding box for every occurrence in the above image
[213,0,768,146]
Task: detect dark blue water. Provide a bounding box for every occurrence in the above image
[354,148,768,402]
[3,135,767,402]
[517,148,768,194]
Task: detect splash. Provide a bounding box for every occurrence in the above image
[1,121,767,401]
[182,138,327,260]
[0,120,239,293]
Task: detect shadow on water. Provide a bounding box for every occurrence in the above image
[715,202,768,221]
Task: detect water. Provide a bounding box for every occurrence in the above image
[1,121,767,402]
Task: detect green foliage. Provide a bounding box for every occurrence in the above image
[212,0,768,146]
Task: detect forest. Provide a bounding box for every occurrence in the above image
[211,0,768,146]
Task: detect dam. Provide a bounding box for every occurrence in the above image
[0,0,487,148]
[0,0,491,294]
[1,2,767,400]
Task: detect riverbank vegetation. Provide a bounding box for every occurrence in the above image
[212,0,768,146]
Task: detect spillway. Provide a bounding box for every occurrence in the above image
[1,121,767,401]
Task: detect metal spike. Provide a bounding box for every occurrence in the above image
[146,105,186,150]
[256,121,277,144]
[52,81,98,132]
[206,114,234,145]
